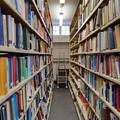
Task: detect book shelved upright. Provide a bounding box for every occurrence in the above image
[0,0,53,120]
[69,0,120,120]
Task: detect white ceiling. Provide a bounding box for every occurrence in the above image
[48,0,79,25]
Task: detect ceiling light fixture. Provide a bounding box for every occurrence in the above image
[59,12,63,26]
[60,0,65,4]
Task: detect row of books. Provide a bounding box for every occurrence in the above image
[78,0,120,30]
[0,5,50,46]
[0,70,51,120]
[71,64,120,112]
[77,79,119,120]
[78,25,120,52]
[75,67,120,112]
[35,0,45,19]
[7,0,41,26]
[78,9,101,39]
[35,0,53,34]
[0,10,50,50]
[101,0,120,25]
[78,0,100,28]
[78,54,120,80]
[0,55,51,96]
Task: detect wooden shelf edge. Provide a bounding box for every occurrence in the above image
[70,61,120,85]
[70,49,120,56]
[68,83,83,120]
[70,0,104,42]
[70,74,100,119]
[31,0,52,41]
[0,0,50,47]
[70,67,120,119]
[69,79,88,120]
[0,47,52,55]
[0,61,52,105]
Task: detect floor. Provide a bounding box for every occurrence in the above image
[49,87,79,120]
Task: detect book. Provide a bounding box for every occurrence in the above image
[0,7,3,46]
[108,27,115,49]
[0,57,8,96]
[11,94,19,120]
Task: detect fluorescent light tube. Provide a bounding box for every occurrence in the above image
[59,13,63,26]
[60,0,65,4]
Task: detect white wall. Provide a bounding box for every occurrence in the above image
[52,35,69,80]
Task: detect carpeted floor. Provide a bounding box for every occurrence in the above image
[49,87,79,120]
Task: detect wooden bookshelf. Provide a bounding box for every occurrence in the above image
[0,0,53,119]
[31,0,52,40]
[0,47,52,55]
[70,0,120,119]
[69,78,88,120]
[70,75,100,119]
[70,67,120,119]
[70,0,104,42]
[0,0,50,46]
[0,61,52,105]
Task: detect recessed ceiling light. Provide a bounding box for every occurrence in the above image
[60,0,65,4]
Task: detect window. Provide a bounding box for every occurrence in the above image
[53,26,60,35]
[61,26,70,35]
[53,25,70,35]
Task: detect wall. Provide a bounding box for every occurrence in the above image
[52,35,69,80]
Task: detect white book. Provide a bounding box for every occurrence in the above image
[3,15,7,46]
[115,0,120,16]
[11,17,15,48]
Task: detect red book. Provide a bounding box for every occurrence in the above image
[13,57,17,86]
[104,107,110,120]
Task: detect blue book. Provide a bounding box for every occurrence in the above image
[112,85,116,107]
[16,24,20,48]
[27,108,32,120]
[0,8,3,46]
[108,27,115,49]
[12,95,19,120]
[8,57,13,89]
[1,105,7,120]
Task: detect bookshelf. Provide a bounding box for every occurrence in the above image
[69,0,120,120]
[0,0,53,120]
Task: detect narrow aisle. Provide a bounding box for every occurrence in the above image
[49,87,79,120]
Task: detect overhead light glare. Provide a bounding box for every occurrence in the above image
[59,13,63,26]
[60,0,65,4]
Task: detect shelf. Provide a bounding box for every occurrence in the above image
[69,79,88,120]
[68,83,82,120]
[32,72,53,120]
[70,49,120,56]
[19,86,42,120]
[70,20,78,34]
[70,43,80,50]
[70,16,120,46]
[70,0,104,42]
[20,71,53,120]
[70,67,120,119]
[30,0,52,41]
[0,47,52,55]
[0,61,52,105]
[47,92,53,120]
[70,73,100,119]
[70,61,120,85]
[32,102,41,120]
[70,28,100,50]
[101,16,120,30]
[80,27,100,43]
[70,53,79,56]
[0,0,50,47]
